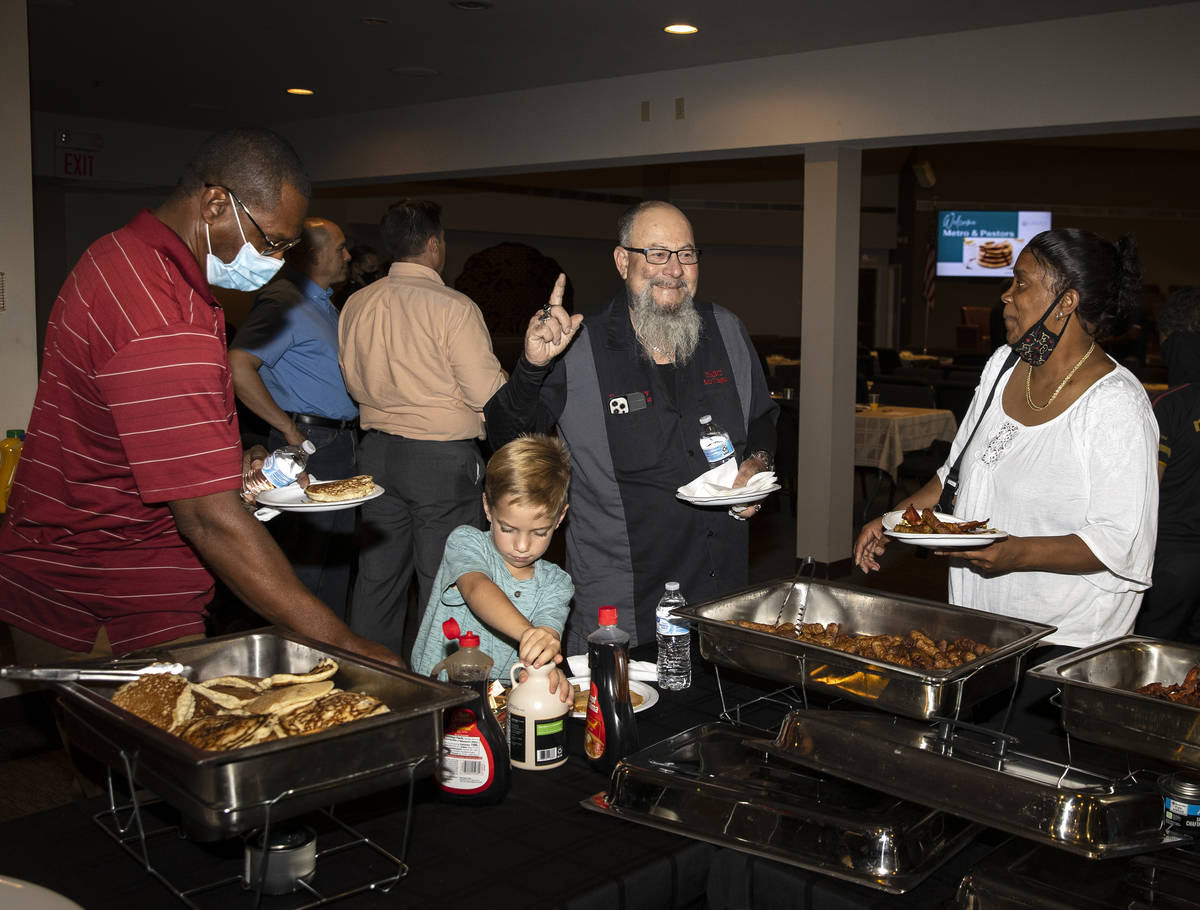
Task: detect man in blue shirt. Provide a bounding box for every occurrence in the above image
[230,218,359,619]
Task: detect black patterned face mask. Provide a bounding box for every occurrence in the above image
[1013,290,1069,366]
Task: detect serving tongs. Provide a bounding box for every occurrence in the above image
[0,659,189,684]
[772,556,817,629]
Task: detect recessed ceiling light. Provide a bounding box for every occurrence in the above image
[360,17,389,26]
[390,65,440,77]
[664,23,699,35]
[286,88,314,96]
[450,1,493,10]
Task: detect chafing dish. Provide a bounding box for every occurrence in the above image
[1029,636,1200,770]
[955,836,1200,909]
[673,578,1055,720]
[53,629,470,840]
[583,722,982,894]
[766,709,1188,858]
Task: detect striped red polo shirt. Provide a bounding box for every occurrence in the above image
[0,210,243,653]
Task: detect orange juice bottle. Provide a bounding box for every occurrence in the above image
[0,430,23,513]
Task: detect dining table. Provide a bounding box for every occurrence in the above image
[855,405,958,481]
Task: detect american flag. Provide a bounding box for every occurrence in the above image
[922,241,937,311]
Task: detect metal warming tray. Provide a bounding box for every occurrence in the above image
[767,709,1189,859]
[674,578,1055,720]
[583,722,982,894]
[955,836,1200,909]
[1029,636,1200,770]
[53,629,471,840]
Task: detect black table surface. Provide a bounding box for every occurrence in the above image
[0,645,1051,910]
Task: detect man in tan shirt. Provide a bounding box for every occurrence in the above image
[339,199,506,655]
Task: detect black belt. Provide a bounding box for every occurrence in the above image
[289,412,359,431]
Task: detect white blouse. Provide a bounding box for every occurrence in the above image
[936,346,1158,647]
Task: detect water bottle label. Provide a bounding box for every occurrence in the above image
[260,455,297,488]
[657,614,688,636]
[700,434,734,464]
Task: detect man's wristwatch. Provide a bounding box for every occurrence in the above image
[748,450,774,471]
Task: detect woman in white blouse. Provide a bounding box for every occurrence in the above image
[854,228,1158,648]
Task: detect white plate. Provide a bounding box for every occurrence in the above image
[676,484,782,507]
[568,675,658,719]
[254,482,384,512]
[882,510,1007,549]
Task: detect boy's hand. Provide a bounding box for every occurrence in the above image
[518,625,562,669]
[547,665,572,703]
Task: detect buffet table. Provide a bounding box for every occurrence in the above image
[0,633,1192,910]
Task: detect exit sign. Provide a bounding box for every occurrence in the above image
[56,149,97,179]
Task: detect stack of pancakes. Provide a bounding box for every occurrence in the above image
[977,240,1013,269]
[110,657,389,751]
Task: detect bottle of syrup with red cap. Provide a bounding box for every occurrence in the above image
[584,605,639,774]
[431,618,511,804]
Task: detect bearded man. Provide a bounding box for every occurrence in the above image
[485,201,778,649]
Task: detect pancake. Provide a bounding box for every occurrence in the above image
[278,690,390,737]
[190,682,254,710]
[199,674,267,693]
[265,657,339,688]
[177,713,280,751]
[112,673,194,732]
[305,475,375,503]
[245,680,335,715]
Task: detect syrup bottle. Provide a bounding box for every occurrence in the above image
[430,619,511,804]
[507,661,570,771]
[584,605,639,775]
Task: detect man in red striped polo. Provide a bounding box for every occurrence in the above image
[0,128,401,668]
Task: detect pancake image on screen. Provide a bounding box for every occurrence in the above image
[305,475,375,502]
[977,240,1013,268]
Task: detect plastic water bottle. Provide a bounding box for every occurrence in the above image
[698,415,735,467]
[655,582,691,690]
[243,440,316,496]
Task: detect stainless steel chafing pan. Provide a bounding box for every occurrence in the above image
[1029,635,1200,770]
[53,629,471,840]
[673,578,1055,720]
[583,722,982,894]
[766,710,1188,859]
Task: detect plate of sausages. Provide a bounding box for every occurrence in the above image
[882,506,1007,549]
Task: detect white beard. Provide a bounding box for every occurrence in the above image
[630,282,702,364]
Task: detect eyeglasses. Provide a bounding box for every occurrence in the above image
[621,246,701,265]
[205,184,303,255]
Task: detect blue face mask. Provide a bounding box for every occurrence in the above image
[205,205,284,291]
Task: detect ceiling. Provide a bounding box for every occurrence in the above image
[26,0,1191,131]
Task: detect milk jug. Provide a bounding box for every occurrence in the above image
[506,661,569,770]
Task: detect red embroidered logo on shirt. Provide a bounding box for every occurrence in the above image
[703,370,728,385]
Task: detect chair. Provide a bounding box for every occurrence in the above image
[935,381,977,425]
[945,369,982,385]
[871,382,936,409]
[895,366,944,384]
[960,306,992,352]
[874,347,901,376]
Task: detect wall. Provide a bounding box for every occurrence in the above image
[0,0,38,430]
[908,141,1200,351]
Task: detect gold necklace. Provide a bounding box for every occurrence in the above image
[1025,340,1095,411]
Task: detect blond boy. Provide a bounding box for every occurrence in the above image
[411,435,573,700]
